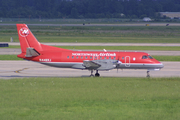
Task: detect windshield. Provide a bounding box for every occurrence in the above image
[142,55,148,59]
[142,55,153,59]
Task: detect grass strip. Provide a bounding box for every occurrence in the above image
[1,25,180,43]
[1,35,180,43]
[152,56,180,61]
[6,45,180,51]
[0,77,180,120]
[56,46,180,51]
[0,55,179,61]
[0,55,22,60]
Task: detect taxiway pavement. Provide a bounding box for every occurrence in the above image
[0,61,179,79]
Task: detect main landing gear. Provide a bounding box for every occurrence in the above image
[90,70,100,77]
[146,71,150,77]
[95,70,100,77]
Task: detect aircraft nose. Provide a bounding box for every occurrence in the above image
[159,62,164,69]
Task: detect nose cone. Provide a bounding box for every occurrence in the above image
[158,62,164,69]
[152,58,164,69]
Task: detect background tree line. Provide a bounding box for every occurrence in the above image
[0,0,180,19]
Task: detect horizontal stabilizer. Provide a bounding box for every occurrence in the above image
[26,47,40,57]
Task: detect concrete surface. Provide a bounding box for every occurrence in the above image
[0,61,179,79]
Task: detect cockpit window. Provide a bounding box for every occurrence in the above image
[142,55,153,59]
[148,56,153,59]
[142,55,148,59]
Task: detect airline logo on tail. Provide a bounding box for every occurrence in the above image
[19,28,29,37]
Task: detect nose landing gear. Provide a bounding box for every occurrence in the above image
[146,71,150,77]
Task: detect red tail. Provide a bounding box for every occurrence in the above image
[16,24,42,53]
[17,24,71,59]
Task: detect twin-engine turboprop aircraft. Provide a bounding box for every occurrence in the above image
[16,24,164,77]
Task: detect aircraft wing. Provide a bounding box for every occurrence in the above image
[83,60,101,69]
[83,59,121,71]
[26,47,40,57]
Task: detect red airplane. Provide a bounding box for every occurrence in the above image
[16,24,164,77]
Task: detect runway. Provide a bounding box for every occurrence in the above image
[0,61,179,79]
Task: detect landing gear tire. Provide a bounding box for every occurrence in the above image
[95,73,100,77]
[89,70,100,77]
[95,70,100,77]
[146,71,150,78]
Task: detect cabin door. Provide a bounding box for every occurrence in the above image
[125,56,130,67]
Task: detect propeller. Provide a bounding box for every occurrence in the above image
[116,56,121,73]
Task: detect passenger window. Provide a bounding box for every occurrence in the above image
[67,56,69,59]
[81,56,83,59]
[95,57,97,59]
[90,56,92,59]
[109,57,111,59]
[72,56,74,59]
[114,57,116,59]
[76,56,78,59]
[100,57,102,59]
[104,57,106,59]
[85,56,88,59]
[142,55,148,59]
[122,57,124,59]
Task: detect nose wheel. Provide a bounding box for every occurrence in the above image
[146,71,150,77]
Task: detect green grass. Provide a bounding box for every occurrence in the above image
[56,46,180,51]
[6,45,180,51]
[2,35,180,43]
[0,55,22,60]
[0,55,179,61]
[0,77,180,120]
[1,25,180,43]
[153,56,180,61]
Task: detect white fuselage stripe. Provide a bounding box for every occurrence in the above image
[40,61,163,65]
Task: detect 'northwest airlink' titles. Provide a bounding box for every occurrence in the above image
[72,53,116,56]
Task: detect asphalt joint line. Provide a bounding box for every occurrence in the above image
[14,68,29,73]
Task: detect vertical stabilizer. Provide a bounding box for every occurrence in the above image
[16,24,42,54]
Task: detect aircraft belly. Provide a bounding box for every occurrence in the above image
[119,63,164,69]
[40,62,163,70]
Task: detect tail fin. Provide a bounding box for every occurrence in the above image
[16,24,42,57]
